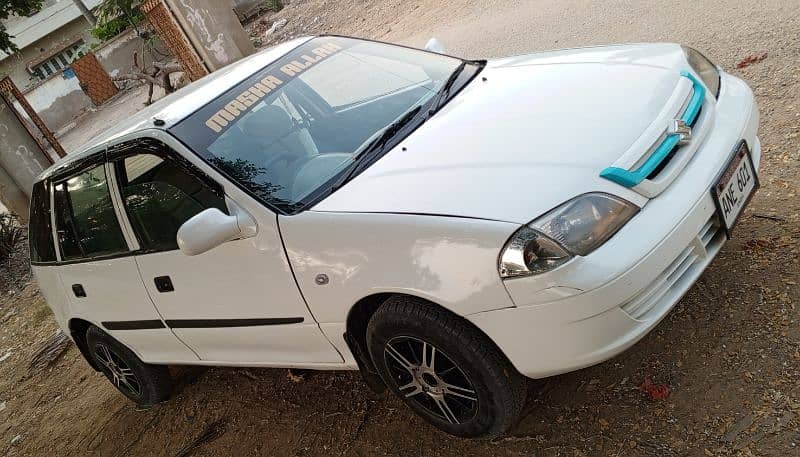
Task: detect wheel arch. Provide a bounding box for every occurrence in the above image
[68,317,101,371]
[344,292,514,391]
[343,293,394,392]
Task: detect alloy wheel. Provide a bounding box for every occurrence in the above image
[383,336,478,424]
[94,343,142,398]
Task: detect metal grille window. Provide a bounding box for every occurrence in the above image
[30,41,85,81]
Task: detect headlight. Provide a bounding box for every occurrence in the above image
[499,193,639,278]
[682,46,720,98]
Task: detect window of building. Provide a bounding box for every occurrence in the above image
[30,41,85,81]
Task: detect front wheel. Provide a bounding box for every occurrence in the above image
[86,326,174,406]
[366,296,527,439]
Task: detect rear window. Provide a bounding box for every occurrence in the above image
[29,181,57,263]
[53,164,128,261]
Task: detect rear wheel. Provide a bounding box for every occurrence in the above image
[366,296,527,439]
[86,326,174,406]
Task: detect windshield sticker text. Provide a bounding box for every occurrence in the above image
[204,42,344,133]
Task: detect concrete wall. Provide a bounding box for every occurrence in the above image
[15,72,93,132]
[165,0,255,72]
[0,96,52,219]
[8,28,172,133]
[94,28,171,79]
[0,164,28,218]
[0,17,96,91]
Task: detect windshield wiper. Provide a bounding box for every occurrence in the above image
[331,105,424,192]
[328,62,475,193]
[427,61,469,115]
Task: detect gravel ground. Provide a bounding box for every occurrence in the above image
[3,0,800,455]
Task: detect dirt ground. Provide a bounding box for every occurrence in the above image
[3,0,800,455]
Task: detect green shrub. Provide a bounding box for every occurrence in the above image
[0,212,24,261]
[91,3,145,42]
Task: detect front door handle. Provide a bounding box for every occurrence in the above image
[154,276,174,293]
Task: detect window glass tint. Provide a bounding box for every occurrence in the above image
[53,165,128,260]
[117,153,227,251]
[29,181,56,262]
[171,37,465,212]
[299,50,431,108]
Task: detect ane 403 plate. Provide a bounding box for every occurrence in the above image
[712,140,759,234]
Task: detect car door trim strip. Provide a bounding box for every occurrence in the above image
[165,317,305,328]
[102,317,305,331]
[103,320,166,330]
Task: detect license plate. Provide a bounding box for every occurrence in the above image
[712,141,758,233]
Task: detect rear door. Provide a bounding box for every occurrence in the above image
[49,155,197,363]
[108,137,341,365]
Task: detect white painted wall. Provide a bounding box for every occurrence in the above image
[94,28,171,79]
[14,72,93,131]
[94,30,141,78]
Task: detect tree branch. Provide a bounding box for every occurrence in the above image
[152,61,184,73]
[113,72,164,87]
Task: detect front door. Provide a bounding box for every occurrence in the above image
[108,138,342,365]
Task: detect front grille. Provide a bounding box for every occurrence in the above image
[600,70,711,197]
[620,214,724,321]
[646,105,703,180]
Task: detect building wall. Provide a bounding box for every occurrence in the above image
[0,164,26,218]
[14,73,93,132]
[0,95,51,219]
[165,0,255,72]
[94,28,171,78]
[0,17,96,91]
[6,27,172,132]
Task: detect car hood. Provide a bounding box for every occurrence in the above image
[312,44,689,224]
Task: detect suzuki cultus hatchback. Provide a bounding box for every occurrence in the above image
[30,36,760,438]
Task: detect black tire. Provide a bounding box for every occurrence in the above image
[85,326,174,406]
[366,296,527,439]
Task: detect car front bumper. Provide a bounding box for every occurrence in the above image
[468,71,761,379]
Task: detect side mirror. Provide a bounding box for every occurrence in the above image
[177,207,253,256]
[425,38,445,54]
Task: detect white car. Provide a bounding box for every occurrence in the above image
[30,36,760,438]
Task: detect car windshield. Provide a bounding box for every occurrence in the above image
[170,36,475,213]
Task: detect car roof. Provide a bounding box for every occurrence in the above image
[39,36,314,181]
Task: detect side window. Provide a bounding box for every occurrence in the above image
[53,164,128,260]
[29,181,57,263]
[115,152,227,251]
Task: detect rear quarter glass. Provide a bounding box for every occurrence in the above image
[29,180,57,263]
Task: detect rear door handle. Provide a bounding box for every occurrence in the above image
[154,276,174,293]
[72,284,86,298]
